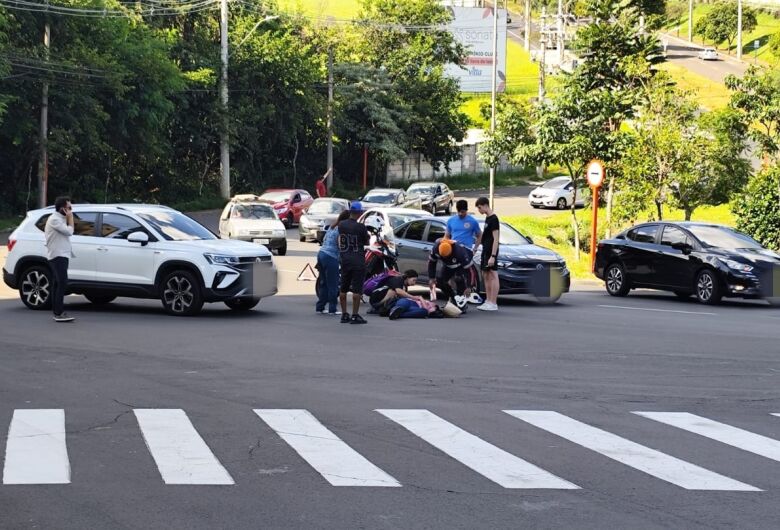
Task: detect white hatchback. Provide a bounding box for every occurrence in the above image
[528,177,587,210]
[3,204,277,315]
[218,196,288,255]
[698,48,718,61]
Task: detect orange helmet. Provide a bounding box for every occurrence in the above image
[439,239,453,258]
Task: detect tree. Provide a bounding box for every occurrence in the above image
[476,97,533,170]
[694,2,757,53]
[732,167,780,250]
[726,67,780,165]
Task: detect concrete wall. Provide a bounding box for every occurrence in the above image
[386,145,518,184]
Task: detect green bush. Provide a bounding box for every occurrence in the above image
[732,167,780,250]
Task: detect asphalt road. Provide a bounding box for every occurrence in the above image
[2,219,780,529]
[661,34,751,84]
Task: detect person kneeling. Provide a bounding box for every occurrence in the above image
[369,270,421,316]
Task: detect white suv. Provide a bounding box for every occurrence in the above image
[2,204,277,316]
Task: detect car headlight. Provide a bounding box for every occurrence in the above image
[204,253,241,266]
[497,259,512,269]
[720,258,753,273]
[273,229,286,238]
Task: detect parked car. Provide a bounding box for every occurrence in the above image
[218,195,288,255]
[698,47,718,61]
[528,176,587,210]
[359,188,423,210]
[595,222,780,305]
[259,189,314,227]
[392,217,570,303]
[358,208,430,247]
[406,182,455,215]
[298,198,350,243]
[3,204,277,316]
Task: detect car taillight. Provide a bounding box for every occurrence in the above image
[7,239,16,252]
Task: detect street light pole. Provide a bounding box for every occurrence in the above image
[488,1,499,209]
[523,0,530,51]
[737,0,743,60]
[37,21,50,208]
[219,0,230,200]
[688,0,693,43]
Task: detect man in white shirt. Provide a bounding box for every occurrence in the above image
[44,196,75,322]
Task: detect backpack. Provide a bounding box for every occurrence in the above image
[363,270,401,296]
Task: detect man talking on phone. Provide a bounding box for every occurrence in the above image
[45,196,75,322]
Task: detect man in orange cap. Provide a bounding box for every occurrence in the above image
[427,237,476,309]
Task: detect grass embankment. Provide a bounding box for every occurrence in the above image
[657,62,733,109]
[666,2,780,63]
[506,203,735,279]
[277,0,360,19]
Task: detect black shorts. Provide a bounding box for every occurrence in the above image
[481,254,498,271]
[340,261,366,294]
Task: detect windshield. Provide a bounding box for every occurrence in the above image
[232,204,276,220]
[541,178,570,189]
[363,191,396,204]
[260,192,291,203]
[687,225,763,250]
[407,185,435,195]
[479,222,531,245]
[308,200,345,214]
[138,211,216,241]
[388,212,428,229]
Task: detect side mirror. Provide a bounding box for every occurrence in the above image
[128,231,149,246]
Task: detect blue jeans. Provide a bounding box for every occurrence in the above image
[316,252,340,313]
[392,298,428,319]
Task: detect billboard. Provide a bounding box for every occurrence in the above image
[444,6,507,93]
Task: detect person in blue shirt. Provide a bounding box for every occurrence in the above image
[315,210,350,314]
[446,199,482,254]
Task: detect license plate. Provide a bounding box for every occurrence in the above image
[253,238,270,245]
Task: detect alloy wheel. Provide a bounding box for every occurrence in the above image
[697,272,714,302]
[21,270,51,308]
[163,275,194,314]
[606,266,623,293]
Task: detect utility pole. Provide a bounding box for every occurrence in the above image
[488,1,499,208]
[326,47,334,190]
[737,0,743,60]
[536,10,547,181]
[557,0,564,66]
[523,0,531,51]
[688,0,693,43]
[37,21,50,209]
[219,0,230,200]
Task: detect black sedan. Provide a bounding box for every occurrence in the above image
[595,222,780,305]
[393,217,570,303]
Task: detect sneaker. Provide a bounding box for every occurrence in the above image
[388,306,404,320]
[350,314,368,325]
[340,313,352,324]
[477,302,498,312]
[329,310,342,316]
[316,309,327,315]
[53,313,75,323]
[454,295,468,309]
[467,293,484,305]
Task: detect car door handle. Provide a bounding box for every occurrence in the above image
[97,247,108,252]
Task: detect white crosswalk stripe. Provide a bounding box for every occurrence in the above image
[134,409,234,485]
[376,409,579,489]
[635,412,780,463]
[3,409,70,485]
[255,409,400,487]
[505,410,760,491]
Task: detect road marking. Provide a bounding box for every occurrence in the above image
[255,409,400,487]
[376,409,578,489]
[635,412,780,463]
[134,409,234,485]
[505,411,759,491]
[3,409,70,484]
[597,304,717,316]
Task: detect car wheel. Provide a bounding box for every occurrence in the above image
[19,265,53,310]
[444,202,452,215]
[556,198,567,210]
[695,269,722,305]
[286,213,294,227]
[277,241,287,256]
[161,270,204,316]
[674,291,691,299]
[85,294,116,305]
[224,297,260,311]
[605,262,630,297]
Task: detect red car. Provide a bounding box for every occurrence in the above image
[259,189,314,227]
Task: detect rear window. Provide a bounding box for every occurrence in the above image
[35,212,98,236]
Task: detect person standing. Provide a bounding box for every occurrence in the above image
[316,168,331,198]
[316,210,349,315]
[45,196,75,323]
[338,202,370,324]
[445,199,482,255]
[476,197,500,312]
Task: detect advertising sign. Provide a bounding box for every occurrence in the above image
[444,6,507,93]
